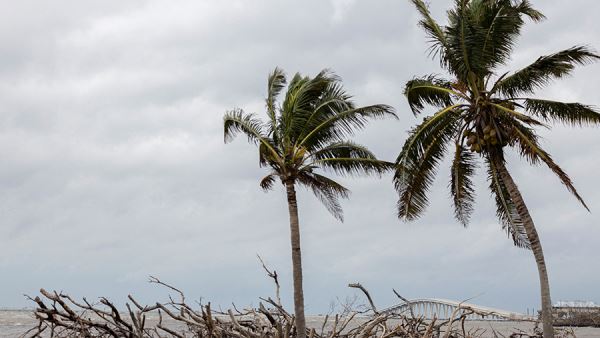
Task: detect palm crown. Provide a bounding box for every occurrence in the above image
[396,0,600,247]
[225,68,396,220]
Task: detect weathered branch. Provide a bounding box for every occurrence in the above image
[348,283,378,314]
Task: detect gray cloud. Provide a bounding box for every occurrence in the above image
[0,0,598,314]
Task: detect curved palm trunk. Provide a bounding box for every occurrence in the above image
[495,159,554,338]
[285,180,306,338]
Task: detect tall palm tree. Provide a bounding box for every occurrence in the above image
[397,1,599,337]
[224,68,396,338]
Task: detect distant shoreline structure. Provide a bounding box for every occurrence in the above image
[552,300,600,327]
[554,300,599,308]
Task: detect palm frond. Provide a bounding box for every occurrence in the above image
[295,81,353,145]
[298,104,396,150]
[259,141,282,168]
[404,76,457,115]
[309,141,377,162]
[409,0,447,60]
[266,67,286,138]
[278,73,309,144]
[280,70,339,143]
[224,108,267,144]
[524,99,600,126]
[491,102,546,127]
[297,172,349,221]
[510,123,590,211]
[395,105,462,220]
[450,144,477,226]
[259,173,278,192]
[316,158,393,177]
[495,46,600,97]
[477,0,544,72]
[515,0,546,22]
[224,109,282,165]
[444,0,545,79]
[445,0,478,79]
[486,155,531,249]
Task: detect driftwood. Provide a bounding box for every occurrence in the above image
[23,263,572,338]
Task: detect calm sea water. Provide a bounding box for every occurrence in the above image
[1,310,599,337]
[0,311,34,337]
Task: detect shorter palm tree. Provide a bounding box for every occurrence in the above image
[224,68,396,338]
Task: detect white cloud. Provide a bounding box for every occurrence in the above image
[331,0,357,23]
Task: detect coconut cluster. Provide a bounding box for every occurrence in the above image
[464,125,504,153]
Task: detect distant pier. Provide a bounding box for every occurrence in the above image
[380,298,535,321]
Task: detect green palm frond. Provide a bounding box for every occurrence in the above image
[490,102,546,127]
[278,73,310,144]
[414,0,544,81]
[224,109,267,144]
[308,142,391,177]
[296,82,353,144]
[445,0,544,79]
[445,0,479,80]
[260,173,278,192]
[395,105,461,220]
[524,99,600,126]
[309,141,377,162]
[486,156,531,249]
[450,144,477,226]
[409,0,447,60]
[495,46,600,97]
[266,68,286,139]
[404,76,458,115]
[297,172,349,221]
[298,104,396,150]
[281,70,339,143]
[224,109,282,165]
[396,104,462,165]
[510,123,590,211]
[259,141,282,168]
[514,0,545,21]
[316,158,393,177]
[477,0,544,72]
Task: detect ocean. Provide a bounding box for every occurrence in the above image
[1,310,599,337]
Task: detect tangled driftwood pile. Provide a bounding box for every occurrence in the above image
[22,282,476,338]
[22,264,573,338]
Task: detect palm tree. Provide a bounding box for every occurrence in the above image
[397,1,599,337]
[224,68,396,338]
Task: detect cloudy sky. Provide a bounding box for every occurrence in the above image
[1,0,598,314]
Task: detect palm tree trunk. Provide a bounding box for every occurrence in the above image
[285,180,306,338]
[495,158,554,338]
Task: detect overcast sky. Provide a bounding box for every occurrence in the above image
[0,0,598,314]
